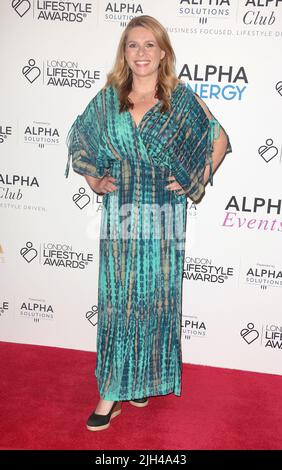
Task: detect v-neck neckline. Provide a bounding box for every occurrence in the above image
[126,82,183,131]
[110,83,182,132]
[127,100,161,131]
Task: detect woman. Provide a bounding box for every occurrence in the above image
[65,15,231,431]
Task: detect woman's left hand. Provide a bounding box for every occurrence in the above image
[165,176,186,195]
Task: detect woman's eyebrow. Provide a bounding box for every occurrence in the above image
[127,39,156,43]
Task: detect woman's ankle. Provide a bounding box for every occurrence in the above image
[95,398,115,415]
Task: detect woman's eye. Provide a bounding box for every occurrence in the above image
[127,43,155,48]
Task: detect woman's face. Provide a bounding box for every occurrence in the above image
[124,26,165,80]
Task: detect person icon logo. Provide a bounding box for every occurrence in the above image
[22,59,41,83]
[258,138,279,163]
[12,0,31,17]
[240,323,259,345]
[20,241,38,263]
[86,306,98,326]
[275,81,282,96]
[73,187,91,209]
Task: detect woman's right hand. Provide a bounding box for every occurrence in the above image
[84,174,118,195]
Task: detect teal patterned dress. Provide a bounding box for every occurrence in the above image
[65,81,231,401]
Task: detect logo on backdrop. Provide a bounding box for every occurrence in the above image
[222,195,282,233]
[243,262,282,290]
[178,0,232,24]
[240,323,259,344]
[20,241,94,269]
[73,188,91,209]
[182,315,207,341]
[20,242,38,263]
[12,0,94,23]
[183,256,234,283]
[0,301,9,317]
[240,322,282,350]
[168,1,281,38]
[178,64,248,100]
[85,193,104,212]
[0,125,13,144]
[18,298,55,323]
[264,323,282,350]
[0,174,45,213]
[22,121,60,148]
[258,138,281,164]
[22,59,101,88]
[103,1,144,26]
[86,305,98,326]
[22,59,41,83]
[239,0,281,27]
[276,81,282,96]
[187,200,198,218]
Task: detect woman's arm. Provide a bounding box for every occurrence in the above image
[194,94,229,186]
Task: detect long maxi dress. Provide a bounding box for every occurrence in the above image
[65,81,231,401]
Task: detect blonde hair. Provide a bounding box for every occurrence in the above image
[105,15,180,113]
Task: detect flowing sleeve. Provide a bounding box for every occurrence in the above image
[64,90,111,179]
[170,85,232,203]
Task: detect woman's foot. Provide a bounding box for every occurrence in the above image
[86,400,122,431]
[129,397,149,407]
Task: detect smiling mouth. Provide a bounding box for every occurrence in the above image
[134,61,150,65]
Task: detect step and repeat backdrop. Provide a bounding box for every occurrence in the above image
[1,1,282,376]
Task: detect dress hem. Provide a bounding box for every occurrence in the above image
[97,385,181,401]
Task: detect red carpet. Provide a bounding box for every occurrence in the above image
[0,341,281,450]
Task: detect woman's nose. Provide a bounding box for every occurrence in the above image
[137,45,145,56]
